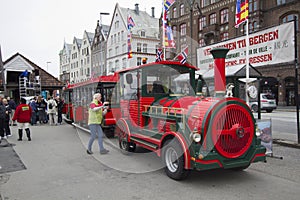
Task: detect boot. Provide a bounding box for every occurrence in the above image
[18,129,23,141]
[25,128,31,141]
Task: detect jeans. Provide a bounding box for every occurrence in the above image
[88,124,105,152]
[31,111,37,125]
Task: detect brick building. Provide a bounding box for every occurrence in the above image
[167,0,299,106]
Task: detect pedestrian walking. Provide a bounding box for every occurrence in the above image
[87,93,109,155]
[56,97,64,124]
[47,96,57,125]
[2,98,12,137]
[0,98,6,142]
[29,97,37,125]
[36,96,47,124]
[7,97,17,126]
[12,98,32,141]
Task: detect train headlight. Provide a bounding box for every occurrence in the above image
[192,133,201,143]
[190,128,201,143]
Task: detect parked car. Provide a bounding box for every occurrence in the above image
[250,93,277,113]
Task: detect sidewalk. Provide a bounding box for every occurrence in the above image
[266,105,300,149]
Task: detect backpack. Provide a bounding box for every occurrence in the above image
[49,103,53,109]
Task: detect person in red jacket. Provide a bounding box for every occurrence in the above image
[12,98,32,141]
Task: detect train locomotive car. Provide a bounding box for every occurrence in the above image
[114,48,266,180]
[62,74,119,137]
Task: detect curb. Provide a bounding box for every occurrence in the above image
[273,139,300,149]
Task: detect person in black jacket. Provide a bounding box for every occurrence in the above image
[7,97,17,126]
[2,98,12,137]
[0,97,6,142]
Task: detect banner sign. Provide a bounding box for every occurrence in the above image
[197,22,295,72]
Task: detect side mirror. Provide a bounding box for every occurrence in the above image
[126,74,133,84]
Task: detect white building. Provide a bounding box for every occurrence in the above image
[106,3,160,74]
[59,41,72,84]
[79,31,94,81]
[70,37,82,83]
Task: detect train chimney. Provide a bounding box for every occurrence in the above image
[210,47,229,97]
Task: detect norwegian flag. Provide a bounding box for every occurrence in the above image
[175,47,188,64]
[127,15,135,30]
[155,48,164,62]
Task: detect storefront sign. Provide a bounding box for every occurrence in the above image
[197,22,295,72]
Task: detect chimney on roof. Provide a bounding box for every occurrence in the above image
[135,3,139,15]
[151,7,155,17]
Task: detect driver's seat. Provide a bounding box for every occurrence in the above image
[152,81,165,94]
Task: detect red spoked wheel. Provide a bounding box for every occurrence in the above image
[211,104,254,159]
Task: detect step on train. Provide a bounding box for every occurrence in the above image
[62,48,266,180]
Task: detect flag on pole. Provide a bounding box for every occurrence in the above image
[164,0,175,11]
[163,4,176,48]
[235,0,249,28]
[175,47,188,64]
[127,33,132,59]
[155,48,164,62]
[127,15,135,30]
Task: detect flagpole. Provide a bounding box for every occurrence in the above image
[245,18,250,105]
[162,0,166,60]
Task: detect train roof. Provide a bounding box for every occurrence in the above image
[66,73,118,89]
[117,60,199,74]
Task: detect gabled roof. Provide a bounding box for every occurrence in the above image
[85,31,95,45]
[108,3,159,39]
[3,53,63,87]
[119,6,159,38]
[73,37,83,49]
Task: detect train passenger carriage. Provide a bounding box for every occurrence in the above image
[62,74,119,137]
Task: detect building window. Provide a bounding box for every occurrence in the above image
[115,20,119,29]
[180,23,186,36]
[173,7,177,18]
[121,31,124,40]
[277,0,286,5]
[180,4,185,16]
[199,16,206,31]
[199,39,206,47]
[281,13,298,30]
[220,8,228,24]
[249,0,258,12]
[137,57,142,66]
[115,46,119,55]
[137,43,142,52]
[172,26,177,38]
[209,13,216,25]
[141,30,146,37]
[143,44,147,53]
[221,32,229,41]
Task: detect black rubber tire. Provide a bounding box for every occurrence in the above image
[162,139,190,180]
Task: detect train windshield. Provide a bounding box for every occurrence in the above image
[144,64,195,96]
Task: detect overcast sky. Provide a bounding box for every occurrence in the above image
[0,0,162,77]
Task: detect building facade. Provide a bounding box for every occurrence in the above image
[106,3,160,74]
[59,41,72,84]
[91,20,110,77]
[168,0,299,106]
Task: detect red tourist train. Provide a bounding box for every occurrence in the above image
[62,48,266,180]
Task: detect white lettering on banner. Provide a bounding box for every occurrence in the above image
[197,22,295,72]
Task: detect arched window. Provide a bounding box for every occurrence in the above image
[281,13,298,31]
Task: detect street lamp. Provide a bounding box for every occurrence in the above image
[46,61,51,71]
